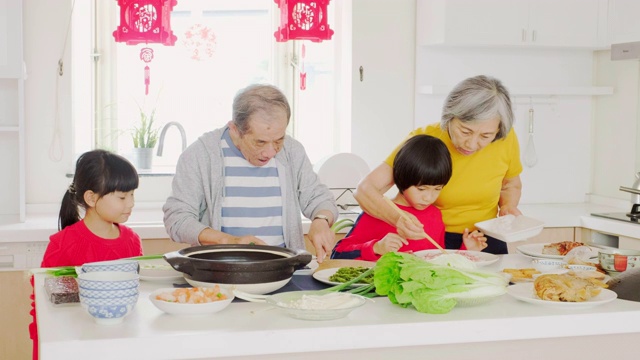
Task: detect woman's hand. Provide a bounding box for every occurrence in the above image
[307,218,335,263]
[373,233,409,255]
[395,212,427,240]
[498,205,522,217]
[462,228,488,252]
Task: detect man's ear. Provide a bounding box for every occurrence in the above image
[84,190,98,207]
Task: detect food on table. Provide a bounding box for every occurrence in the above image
[566,258,607,274]
[502,268,541,282]
[419,251,480,262]
[533,273,606,302]
[374,252,508,314]
[328,266,374,284]
[154,286,228,304]
[541,241,586,256]
[276,292,363,310]
[44,276,79,304]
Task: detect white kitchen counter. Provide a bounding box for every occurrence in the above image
[34,254,640,360]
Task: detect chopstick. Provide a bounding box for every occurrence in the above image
[383,197,447,254]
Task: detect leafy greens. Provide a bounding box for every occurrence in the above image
[374,252,508,314]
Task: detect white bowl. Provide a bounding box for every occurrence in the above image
[266,291,367,321]
[149,287,234,315]
[184,277,291,295]
[532,259,567,272]
[566,264,597,272]
[475,215,544,242]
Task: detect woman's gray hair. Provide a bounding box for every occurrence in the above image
[440,75,514,141]
[232,84,291,135]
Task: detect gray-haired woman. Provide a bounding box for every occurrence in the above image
[354,75,522,254]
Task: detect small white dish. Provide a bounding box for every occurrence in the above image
[266,291,367,321]
[184,277,291,295]
[475,215,544,242]
[413,249,499,267]
[312,268,372,288]
[149,287,234,315]
[138,259,184,282]
[566,264,597,272]
[532,259,567,272]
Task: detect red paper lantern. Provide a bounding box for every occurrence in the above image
[112,0,178,95]
[274,0,334,43]
[112,0,177,46]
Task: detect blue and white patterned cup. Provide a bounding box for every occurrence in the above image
[79,259,139,274]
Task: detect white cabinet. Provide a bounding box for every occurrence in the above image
[417,0,603,48]
[0,0,23,78]
[608,0,640,44]
[0,0,24,221]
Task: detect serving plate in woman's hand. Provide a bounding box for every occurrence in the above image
[413,250,499,267]
[507,283,617,309]
[516,243,599,260]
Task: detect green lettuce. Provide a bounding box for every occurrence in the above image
[374,252,507,314]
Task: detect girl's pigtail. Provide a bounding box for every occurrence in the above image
[58,184,81,230]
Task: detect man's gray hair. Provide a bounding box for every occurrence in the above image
[232,84,291,135]
[440,75,514,141]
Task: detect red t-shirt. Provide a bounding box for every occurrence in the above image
[41,220,143,267]
[331,204,464,261]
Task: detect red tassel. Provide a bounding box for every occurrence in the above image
[144,65,150,95]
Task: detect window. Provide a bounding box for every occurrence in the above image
[72,0,349,174]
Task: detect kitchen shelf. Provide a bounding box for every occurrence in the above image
[418,85,614,96]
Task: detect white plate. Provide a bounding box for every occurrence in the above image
[312,268,372,288]
[138,259,184,282]
[149,287,234,315]
[413,250,499,267]
[517,243,599,260]
[475,215,544,242]
[507,283,617,309]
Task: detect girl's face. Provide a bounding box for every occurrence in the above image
[94,190,135,223]
[400,185,444,211]
[448,117,500,156]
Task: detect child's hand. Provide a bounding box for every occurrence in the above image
[462,228,488,252]
[373,233,409,256]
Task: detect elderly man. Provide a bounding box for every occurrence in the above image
[163,84,338,261]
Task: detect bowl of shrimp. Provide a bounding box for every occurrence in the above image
[149,285,234,315]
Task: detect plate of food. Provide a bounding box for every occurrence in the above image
[312,266,374,288]
[138,258,184,282]
[516,242,598,260]
[507,282,616,309]
[413,249,499,267]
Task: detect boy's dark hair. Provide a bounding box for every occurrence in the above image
[58,149,139,230]
[393,135,452,193]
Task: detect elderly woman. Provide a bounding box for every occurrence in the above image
[355,75,522,254]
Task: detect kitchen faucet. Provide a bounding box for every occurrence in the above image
[157,121,187,156]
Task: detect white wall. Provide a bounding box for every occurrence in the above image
[593,50,640,200]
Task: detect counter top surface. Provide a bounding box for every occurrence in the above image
[34,254,640,360]
[2,201,639,243]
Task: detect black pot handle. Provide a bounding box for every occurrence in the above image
[163,250,194,276]
[289,250,312,270]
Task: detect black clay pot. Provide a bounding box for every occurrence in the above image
[163,245,312,285]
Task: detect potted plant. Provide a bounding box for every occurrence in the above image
[131,103,160,170]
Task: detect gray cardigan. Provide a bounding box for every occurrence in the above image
[162,126,339,250]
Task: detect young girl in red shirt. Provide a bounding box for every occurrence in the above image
[331,135,488,261]
[31,150,143,359]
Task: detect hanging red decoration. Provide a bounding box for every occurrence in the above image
[113,0,178,95]
[274,0,334,43]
